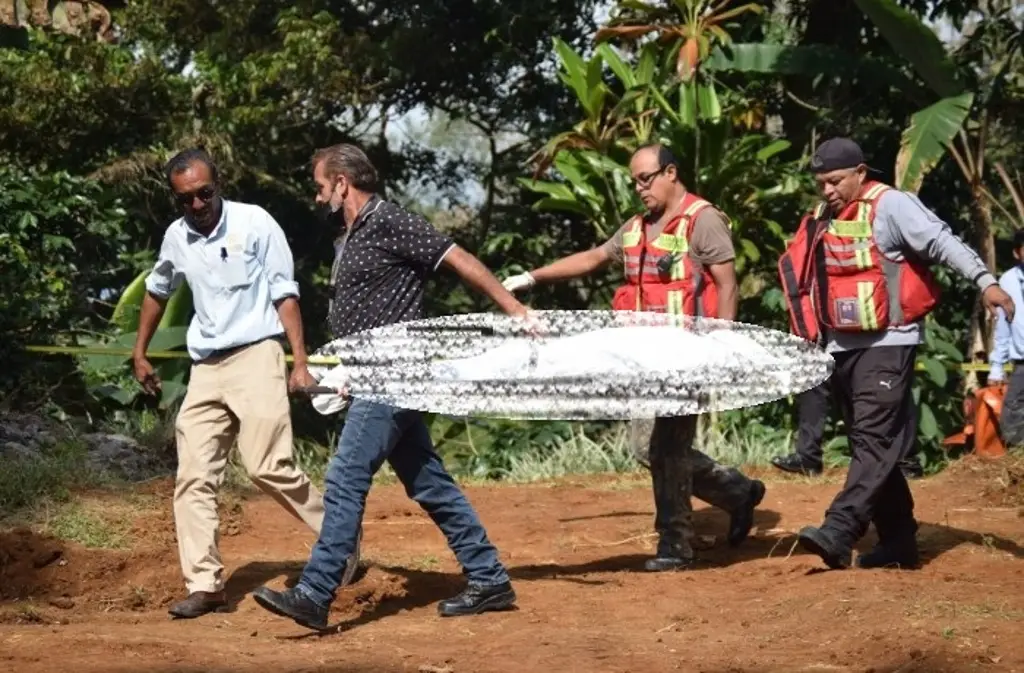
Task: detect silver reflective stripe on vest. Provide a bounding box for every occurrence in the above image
[882,257,904,324]
[827,240,873,253]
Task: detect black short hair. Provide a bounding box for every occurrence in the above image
[636,142,680,173]
[1013,229,1024,250]
[165,147,219,188]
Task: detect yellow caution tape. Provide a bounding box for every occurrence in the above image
[22,344,343,365]
[20,344,1005,372]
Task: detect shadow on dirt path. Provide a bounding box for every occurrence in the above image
[2,459,1022,673]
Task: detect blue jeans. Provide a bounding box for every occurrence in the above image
[296,399,510,608]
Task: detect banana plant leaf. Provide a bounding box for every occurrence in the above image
[895,92,974,193]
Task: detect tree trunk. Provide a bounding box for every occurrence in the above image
[778,0,866,159]
[964,301,983,393]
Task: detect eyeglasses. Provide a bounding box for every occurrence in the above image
[633,165,667,188]
[174,185,216,207]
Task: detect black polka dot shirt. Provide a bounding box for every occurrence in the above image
[327,195,455,339]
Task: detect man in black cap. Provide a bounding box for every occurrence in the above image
[782,136,1014,570]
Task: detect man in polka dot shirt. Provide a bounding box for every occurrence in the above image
[253,143,530,631]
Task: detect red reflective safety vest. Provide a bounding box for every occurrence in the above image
[610,192,723,317]
[778,180,941,342]
[778,209,821,342]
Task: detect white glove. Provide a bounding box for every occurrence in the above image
[307,364,350,416]
[502,272,536,293]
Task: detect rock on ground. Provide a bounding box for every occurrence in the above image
[0,412,173,482]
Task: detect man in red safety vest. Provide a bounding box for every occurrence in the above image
[774,201,925,478]
[502,143,766,571]
[780,137,1015,570]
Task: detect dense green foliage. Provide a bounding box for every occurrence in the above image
[2,0,1023,477]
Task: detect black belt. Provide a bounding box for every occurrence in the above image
[201,336,284,362]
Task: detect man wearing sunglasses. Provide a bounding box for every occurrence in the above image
[131,148,346,619]
[502,143,767,572]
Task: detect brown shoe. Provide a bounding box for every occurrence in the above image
[168,590,227,619]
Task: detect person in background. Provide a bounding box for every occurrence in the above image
[131,148,349,620]
[502,143,767,572]
[771,383,924,479]
[987,228,1024,447]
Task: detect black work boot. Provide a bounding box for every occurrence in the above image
[855,541,920,569]
[797,525,852,569]
[859,520,920,569]
[437,581,516,617]
[252,586,329,631]
[771,453,823,477]
[168,590,227,619]
[644,555,696,572]
[728,479,766,546]
[644,539,696,572]
[899,461,924,480]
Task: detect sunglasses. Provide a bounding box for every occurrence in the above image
[174,185,216,206]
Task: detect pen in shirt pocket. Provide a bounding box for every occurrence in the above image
[220,247,227,261]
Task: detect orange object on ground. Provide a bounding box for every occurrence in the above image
[942,384,1007,458]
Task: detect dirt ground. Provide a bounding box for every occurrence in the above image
[1,455,1022,673]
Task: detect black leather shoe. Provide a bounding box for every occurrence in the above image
[252,586,329,631]
[437,581,516,617]
[855,542,920,570]
[644,555,696,572]
[899,462,924,480]
[168,591,227,619]
[797,525,851,569]
[728,479,766,546]
[771,453,823,477]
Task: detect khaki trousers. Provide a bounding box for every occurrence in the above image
[173,339,324,594]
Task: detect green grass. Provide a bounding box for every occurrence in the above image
[247,416,798,488]
[697,414,794,467]
[496,417,795,484]
[0,440,101,516]
[0,407,793,534]
[86,399,803,492]
[503,423,637,482]
[42,502,130,549]
[0,409,795,527]
[293,433,337,485]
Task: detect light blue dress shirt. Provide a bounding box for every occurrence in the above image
[988,264,1024,382]
[145,199,300,361]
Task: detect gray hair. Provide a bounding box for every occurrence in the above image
[311,143,379,192]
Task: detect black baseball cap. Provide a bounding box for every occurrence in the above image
[809,137,880,174]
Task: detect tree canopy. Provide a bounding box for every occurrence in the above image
[3,0,1023,474]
